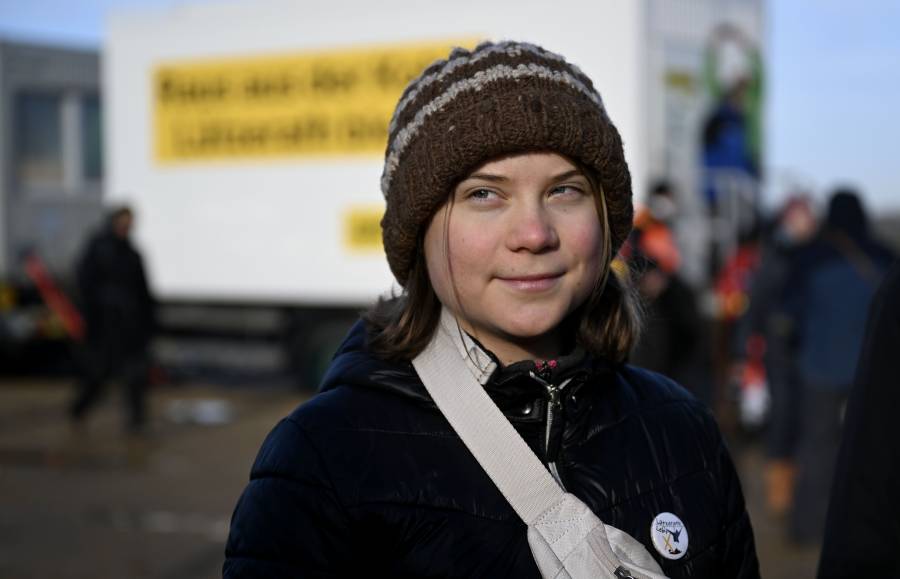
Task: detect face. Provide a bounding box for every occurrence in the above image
[782,203,815,242]
[113,212,133,239]
[423,152,605,364]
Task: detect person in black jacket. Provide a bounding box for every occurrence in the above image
[817,260,900,577]
[736,196,816,515]
[224,41,758,578]
[70,206,155,433]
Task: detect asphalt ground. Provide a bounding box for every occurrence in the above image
[0,378,820,578]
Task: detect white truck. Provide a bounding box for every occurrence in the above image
[105,0,763,385]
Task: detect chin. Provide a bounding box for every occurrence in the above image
[498,311,567,340]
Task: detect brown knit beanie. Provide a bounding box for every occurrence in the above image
[381,40,633,285]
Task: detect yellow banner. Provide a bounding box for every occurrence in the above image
[343,205,385,253]
[154,39,475,162]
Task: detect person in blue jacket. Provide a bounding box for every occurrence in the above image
[224,41,759,578]
[782,189,895,545]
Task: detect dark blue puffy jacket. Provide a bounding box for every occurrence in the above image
[224,321,758,578]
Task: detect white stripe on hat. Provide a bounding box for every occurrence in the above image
[381,62,605,196]
[388,41,581,135]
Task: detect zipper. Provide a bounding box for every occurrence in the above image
[544,381,560,450]
[528,370,574,489]
[548,462,564,488]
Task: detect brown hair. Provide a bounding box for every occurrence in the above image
[365,161,642,364]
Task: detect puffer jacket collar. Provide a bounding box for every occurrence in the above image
[319,312,613,418]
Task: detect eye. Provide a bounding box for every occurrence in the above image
[467,188,499,201]
[549,184,585,198]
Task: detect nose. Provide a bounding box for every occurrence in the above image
[506,203,559,253]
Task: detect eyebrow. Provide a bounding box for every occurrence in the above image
[463,169,586,183]
[465,172,508,183]
[549,169,585,182]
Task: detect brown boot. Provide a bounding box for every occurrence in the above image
[765,459,797,517]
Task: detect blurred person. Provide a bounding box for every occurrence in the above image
[224,42,758,578]
[711,221,763,429]
[70,206,155,434]
[735,195,817,515]
[713,221,763,323]
[817,260,900,578]
[702,80,757,202]
[701,23,763,212]
[703,24,763,179]
[783,189,895,545]
[629,180,682,274]
[701,25,763,278]
[627,181,704,397]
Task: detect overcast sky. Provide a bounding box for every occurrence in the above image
[1,0,898,210]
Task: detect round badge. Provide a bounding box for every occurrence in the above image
[650,512,688,560]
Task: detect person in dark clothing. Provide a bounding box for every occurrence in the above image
[817,260,900,578]
[631,267,702,390]
[782,189,895,545]
[736,196,816,515]
[70,206,155,433]
[226,321,757,578]
[224,41,758,578]
[627,181,704,397]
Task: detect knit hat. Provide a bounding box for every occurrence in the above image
[380,40,633,285]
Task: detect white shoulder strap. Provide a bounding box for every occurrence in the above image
[413,312,669,579]
[412,311,564,524]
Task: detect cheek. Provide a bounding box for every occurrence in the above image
[445,220,495,280]
[569,217,604,261]
[423,211,453,304]
[566,218,605,287]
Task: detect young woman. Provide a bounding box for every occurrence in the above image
[224,41,759,578]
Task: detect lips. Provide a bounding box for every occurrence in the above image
[496,272,564,292]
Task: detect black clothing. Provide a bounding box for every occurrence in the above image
[77,229,154,353]
[818,261,900,578]
[70,227,154,429]
[790,386,846,544]
[224,321,758,578]
[631,274,703,396]
[739,233,805,459]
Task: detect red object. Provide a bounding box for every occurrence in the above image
[23,253,85,342]
[714,243,761,320]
